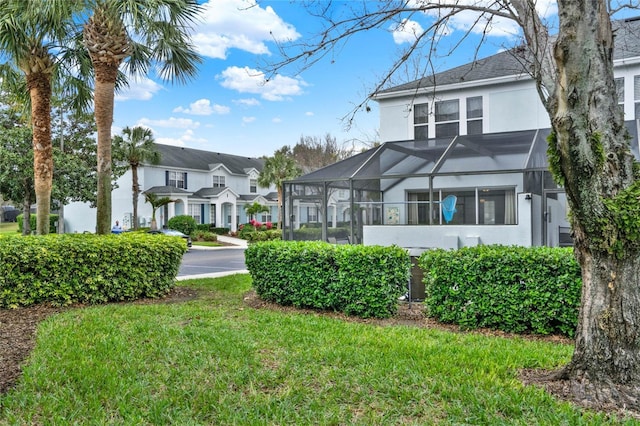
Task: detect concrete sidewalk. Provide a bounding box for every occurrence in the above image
[176,269,249,281]
[189,234,248,250]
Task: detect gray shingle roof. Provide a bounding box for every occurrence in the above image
[144,186,191,195]
[151,144,265,175]
[377,17,640,95]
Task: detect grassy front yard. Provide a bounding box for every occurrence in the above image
[0,274,631,424]
[0,223,17,235]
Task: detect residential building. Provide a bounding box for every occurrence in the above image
[282,17,640,250]
[64,144,278,233]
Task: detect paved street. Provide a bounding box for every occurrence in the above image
[177,246,248,279]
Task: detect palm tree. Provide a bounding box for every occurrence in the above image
[245,202,269,222]
[0,1,91,234]
[113,127,160,230]
[83,1,202,234]
[144,192,173,231]
[257,147,302,230]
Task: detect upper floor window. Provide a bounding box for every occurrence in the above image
[250,178,257,193]
[466,96,483,135]
[435,99,459,138]
[260,212,272,223]
[212,175,226,188]
[167,171,186,189]
[413,103,429,140]
[634,75,640,119]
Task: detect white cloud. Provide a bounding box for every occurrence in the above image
[174,98,230,115]
[272,117,282,123]
[234,98,261,107]
[242,116,256,124]
[305,111,314,116]
[409,0,558,39]
[137,117,201,129]
[391,19,424,44]
[115,77,163,101]
[193,0,300,59]
[217,66,306,101]
[156,130,208,147]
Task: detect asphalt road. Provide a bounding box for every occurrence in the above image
[178,247,248,278]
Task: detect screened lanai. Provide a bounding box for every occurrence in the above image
[282,121,640,249]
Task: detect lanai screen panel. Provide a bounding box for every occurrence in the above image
[436,130,538,175]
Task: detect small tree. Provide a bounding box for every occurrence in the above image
[245,202,269,222]
[113,126,160,230]
[144,192,173,231]
[258,147,302,230]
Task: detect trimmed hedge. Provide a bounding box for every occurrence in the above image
[167,215,197,235]
[194,224,230,235]
[245,241,410,318]
[419,245,581,337]
[0,233,186,308]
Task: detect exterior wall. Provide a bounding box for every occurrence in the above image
[378,79,548,142]
[363,193,533,249]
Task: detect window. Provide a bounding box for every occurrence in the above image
[250,178,257,193]
[307,206,318,222]
[407,192,430,225]
[189,204,201,224]
[212,175,226,188]
[435,99,459,137]
[413,103,429,140]
[466,96,483,135]
[167,171,186,189]
[407,187,516,225]
[634,75,640,119]
[210,204,216,226]
[260,212,272,223]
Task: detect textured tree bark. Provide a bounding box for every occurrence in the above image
[548,0,640,408]
[132,165,139,230]
[26,72,52,235]
[93,62,118,235]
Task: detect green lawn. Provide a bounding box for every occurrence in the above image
[0,274,633,425]
[0,222,18,235]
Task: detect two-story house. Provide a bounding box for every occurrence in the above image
[282,17,640,250]
[64,144,278,233]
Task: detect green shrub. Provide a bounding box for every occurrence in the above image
[244,229,281,242]
[419,245,581,337]
[192,230,218,242]
[16,214,59,234]
[193,224,230,235]
[167,215,197,235]
[246,241,410,318]
[0,233,186,308]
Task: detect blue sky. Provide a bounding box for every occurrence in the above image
[111,0,558,158]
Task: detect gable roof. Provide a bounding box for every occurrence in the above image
[152,144,265,175]
[376,17,640,96]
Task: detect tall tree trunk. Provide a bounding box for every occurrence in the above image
[132,164,139,230]
[21,196,31,236]
[276,187,283,230]
[549,1,640,407]
[93,63,118,235]
[26,73,52,235]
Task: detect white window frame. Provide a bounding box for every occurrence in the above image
[250,178,257,193]
[413,103,429,140]
[435,99,460,138]
[168,171,185,189]
[188,204,201,224]
[212,175,226,188]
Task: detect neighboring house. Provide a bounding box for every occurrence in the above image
[283,17,640,250]
[64,144,278,233]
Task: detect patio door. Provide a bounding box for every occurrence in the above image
[542,189,571,247]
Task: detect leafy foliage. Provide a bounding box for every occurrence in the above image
[166,215,197,235]
[245,241,410,318]
[0,233,185,308]
[16,214,59,234]
[420,245,581,337]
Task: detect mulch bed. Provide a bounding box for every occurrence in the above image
[1,288,637,420]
